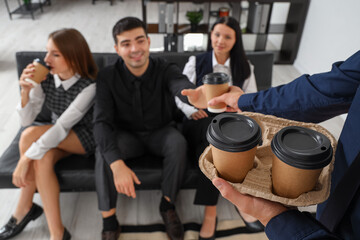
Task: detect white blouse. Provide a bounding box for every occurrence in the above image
[176,51,257,119]
[17,74,96,160]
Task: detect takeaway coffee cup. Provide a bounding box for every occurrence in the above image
[206,113,262,182]
[203,72,230,113]
[25,58,50,86]
[271,126,333,198]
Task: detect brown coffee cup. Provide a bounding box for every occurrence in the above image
[206,113,262,183]
[25,59,49,86]
[271,126,333,198]
[202,72,229,113]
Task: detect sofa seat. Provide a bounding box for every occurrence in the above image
[0,51,273,191]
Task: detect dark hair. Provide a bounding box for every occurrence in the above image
[49,28,98,80]
[112,17,148,44]
[208,17,250,86]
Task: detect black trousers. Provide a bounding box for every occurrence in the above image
[183,116,220,206]
[95,125,188,211]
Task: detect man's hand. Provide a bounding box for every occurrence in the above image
[181,86,207,109]
[191,109,208,120]
[110,160,141,198]
[13,155,33,188]
[182,85,244,112]
[212,177,288,226]
[208,86,244,112]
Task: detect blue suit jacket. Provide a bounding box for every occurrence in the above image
[238,50,360,239]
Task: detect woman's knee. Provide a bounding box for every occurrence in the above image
[33,151,57,172]
[20,126,39,143]
[19,126,52,152]
[20,126,50,145]
[19,127,38,152]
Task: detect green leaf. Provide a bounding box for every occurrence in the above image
[186,10,203,25]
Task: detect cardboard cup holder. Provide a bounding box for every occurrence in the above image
[199,112,337,207]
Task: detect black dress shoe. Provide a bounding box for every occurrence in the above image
[0,203,43,240]
[199,217,217,240]
[234,206,264,233]
[160,209,184,240]
[101,226,121,240]
[62,228,71,240]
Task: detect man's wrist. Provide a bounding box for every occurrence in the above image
[237,93,251,111]
[110,159,125,171]
[259,205,288,226]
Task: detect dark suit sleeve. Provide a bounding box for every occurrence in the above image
[266,210,341,240]
[93,69,122,165]
[238,51,360,123]
[165,63,196,104]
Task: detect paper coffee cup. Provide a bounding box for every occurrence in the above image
[202,72,229,113]
[206,113,262,183]
[271,126,333,198]
[25,59,50,87]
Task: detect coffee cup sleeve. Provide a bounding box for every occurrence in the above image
[25,78,39,87]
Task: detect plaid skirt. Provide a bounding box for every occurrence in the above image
[72,124,95,156]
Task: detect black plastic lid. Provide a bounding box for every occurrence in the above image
[271,126,333,169]
[206,113,262,152]
[202,72,230,85]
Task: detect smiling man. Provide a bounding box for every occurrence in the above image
[93,17,194,240]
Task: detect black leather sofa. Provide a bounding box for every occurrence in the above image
[0,51,273,191]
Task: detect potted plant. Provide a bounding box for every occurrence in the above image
[23,0,32,10]
[186,10,203,32]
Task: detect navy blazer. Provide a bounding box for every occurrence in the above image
[195,51,244,88]
[238,51,360,239]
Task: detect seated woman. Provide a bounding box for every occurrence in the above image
[175,16,262,240]
[0,28,97,240]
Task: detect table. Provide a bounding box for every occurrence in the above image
[4,0,50,20]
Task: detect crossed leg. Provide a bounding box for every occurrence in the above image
[13,125,86,240]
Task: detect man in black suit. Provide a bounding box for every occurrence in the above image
[93,17,194,240]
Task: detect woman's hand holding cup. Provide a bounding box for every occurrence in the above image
[22,59,49,87]
[19,64,37,108]
[19,63,36,93]
[19,60,49,107]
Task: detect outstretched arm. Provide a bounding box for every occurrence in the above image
[237,51,360,123]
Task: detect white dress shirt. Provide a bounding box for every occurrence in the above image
[17,74,96,160]
[176,51,257,119]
